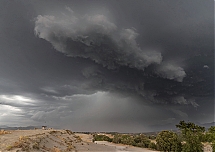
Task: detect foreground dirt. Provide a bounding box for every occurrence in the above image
[0,130,211,152]
[0,129,158,152]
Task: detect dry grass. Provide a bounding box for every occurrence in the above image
[65,130,73,135]
[0,130,11,135]
[74,135,82,142]
[6,136,32,151]
[32,142,40,150]
[51,147,62,152]
[5,135,41,151]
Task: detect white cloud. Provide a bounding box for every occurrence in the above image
[0,105,22,113]
[52,91,106,101]
[157,63,186,82]
[0,95,35,105]
[0,105,24,125]
[203,65,209,69]
[65,6,74,14]
[41,87,58,94]
[0,94,39,126]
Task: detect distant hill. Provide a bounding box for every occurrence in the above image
[0,125,9,128]
[0,126,40,130]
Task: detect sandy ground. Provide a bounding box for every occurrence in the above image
[76,133,158,152]
[0,130,158,152]
[203,143,212,152]
[0,130,212,152]
[0,129,158,152]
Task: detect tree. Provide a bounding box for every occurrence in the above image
[212,141,215,152]
[176,121,205,152]
[208,126,215,133]
[156,130,182,152]
[206,126,215,151]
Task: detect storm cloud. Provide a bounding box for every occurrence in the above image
[34,12,163,70]
[33,8,192,104]
[33,7,212,105]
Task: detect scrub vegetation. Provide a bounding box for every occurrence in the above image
[92,121,214,152]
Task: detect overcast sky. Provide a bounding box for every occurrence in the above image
[0,0,214,132]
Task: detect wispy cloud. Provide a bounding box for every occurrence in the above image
[0,95,36,106]
[172,96,199,108]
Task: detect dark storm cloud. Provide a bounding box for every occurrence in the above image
[34,9,192,84]
[34,5,213,105]
[34,12,164,72]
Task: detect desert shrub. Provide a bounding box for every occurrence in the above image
[148,135,156,140]
[65,129,73,135]
[134,136,141,143]
[112,134,121,143]
[156,130,182,152]
[0,130,11,135]
[32,142,40,150]
[93,134,112,142]
[134,134,151,148]
[5,145,13,151]
[103,135,112,142]
[74,135,82,142]
[148,142,157,150]
[112,134,151,148]
[120,135,134,145]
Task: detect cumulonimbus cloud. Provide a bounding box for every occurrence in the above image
[34,10,163,69]
[34,8,186,82]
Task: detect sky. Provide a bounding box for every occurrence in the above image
[0,0,214,132]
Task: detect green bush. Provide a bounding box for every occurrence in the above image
[156,130,182,152]
[112,134,151,148]
[205,126,215,152]
[148,142,157,150]
[212,141,215,152]
[205,126,215,142]
[112,134,121,143]
[148,135,156,140]
[93,134,112,142]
